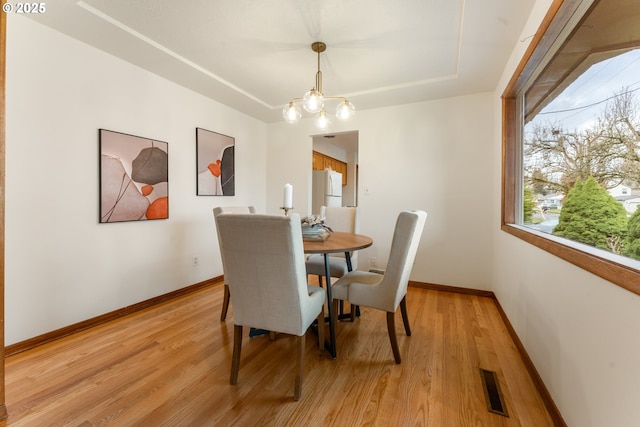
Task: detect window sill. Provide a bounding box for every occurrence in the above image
[501,223,640,296]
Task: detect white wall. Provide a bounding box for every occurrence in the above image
[268,92,495,289]
[313,138,347,162]
[493,1,640,426]
[5,16,267,344]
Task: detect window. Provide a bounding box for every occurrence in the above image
[502,0,640,295]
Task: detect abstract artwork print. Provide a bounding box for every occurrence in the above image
[99,129,169,223]
[196,128,235,196]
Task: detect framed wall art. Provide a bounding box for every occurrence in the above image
[196,128,235,196]
[99,129,169,223]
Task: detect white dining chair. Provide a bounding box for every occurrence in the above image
[305,206,360,285]
[213,206,256,321]
[331,210,427,364]
[216,213,326,401]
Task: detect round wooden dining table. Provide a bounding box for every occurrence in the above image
[303,231,373,358]
[303,231,372,254]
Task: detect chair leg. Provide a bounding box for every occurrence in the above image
[317,275,323,288]
[294,335,305,401]
[399,296,412,336]
[220,284,231,321]
[350,304,357,322]
[230,325,243,384]
[386,312,401,364]
[317,307,325,352]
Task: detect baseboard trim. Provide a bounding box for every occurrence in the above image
[409,280,495,298]
[491,297,567,427]
[5,276,224,357]
[409,280,566,427]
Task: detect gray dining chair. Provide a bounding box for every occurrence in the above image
[216,213,326,401]
[331,210,427,364]
[213,206,256,321]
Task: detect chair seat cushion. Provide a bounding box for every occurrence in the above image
[302,285,326,334]
[305,254,350,277]
[331,270,383,302]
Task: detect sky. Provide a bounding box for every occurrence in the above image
[528,48,640,131]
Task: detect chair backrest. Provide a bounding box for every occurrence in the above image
[213,206,256,219]
[213,206,256,243]
[213,206,256,269]
[216,213,317,336]
[322,206,359,234]
[378,210,427,312]
[322,206,360,267]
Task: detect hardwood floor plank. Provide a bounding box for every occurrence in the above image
[3,283,559,426]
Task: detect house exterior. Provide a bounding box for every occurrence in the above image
[608,183,640,213]
[536,194,564,210]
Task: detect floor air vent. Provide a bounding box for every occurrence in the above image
[480,369,509,417]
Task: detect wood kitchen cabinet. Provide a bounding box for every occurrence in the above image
[312,151,325,171]
[312,151,347,186]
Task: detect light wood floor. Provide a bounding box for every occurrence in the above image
[3,282,558,426]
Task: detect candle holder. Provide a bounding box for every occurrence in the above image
[281,206,293,216]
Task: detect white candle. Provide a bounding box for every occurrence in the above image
[283,183,293,208]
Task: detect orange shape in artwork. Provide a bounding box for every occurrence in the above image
[208,160,222,177]
[141,184,154,196]
[147,197,168,219]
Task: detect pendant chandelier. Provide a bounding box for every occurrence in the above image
[282,42,356,130]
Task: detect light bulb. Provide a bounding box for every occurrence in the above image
[303,89,324,113]
[314,109,331,130]
[336,100,355,121]
[282,102,301,123]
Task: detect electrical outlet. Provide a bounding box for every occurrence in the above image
[370,257,377,267]
[193,256,199,266]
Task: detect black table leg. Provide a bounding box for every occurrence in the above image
[324,253,337,359]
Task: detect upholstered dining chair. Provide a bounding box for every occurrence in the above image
[213,206,256,321]
[305,206,360,286]
[331,210,427,364]
[216,213,326,401]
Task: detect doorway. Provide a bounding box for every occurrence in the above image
[311,131,358,211]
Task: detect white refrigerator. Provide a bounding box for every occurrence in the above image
[312,169,342,215]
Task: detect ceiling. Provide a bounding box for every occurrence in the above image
[24,0,536,126]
